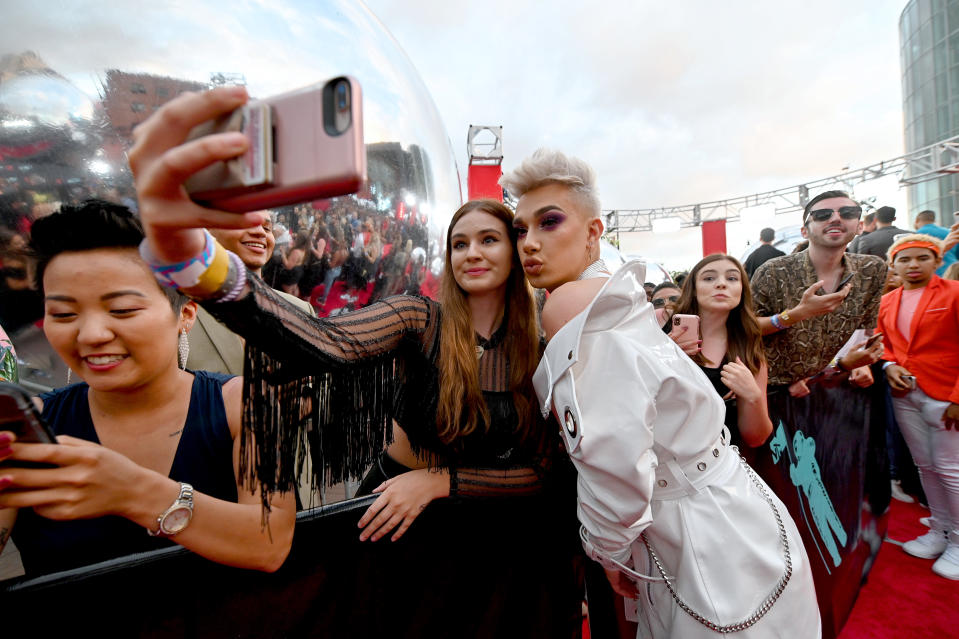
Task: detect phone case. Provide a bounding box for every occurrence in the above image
[185,77,366,213]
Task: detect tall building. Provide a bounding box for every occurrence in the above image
[102,70,208,141]
[900,0,959,224]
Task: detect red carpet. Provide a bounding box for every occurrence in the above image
[583,500,958,638]
[839,499,959,639]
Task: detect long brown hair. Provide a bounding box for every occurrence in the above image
[436,199,539,445]
[672,253,765,374]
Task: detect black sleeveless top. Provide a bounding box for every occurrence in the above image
[697,360,746,449]
[13,370,238,576]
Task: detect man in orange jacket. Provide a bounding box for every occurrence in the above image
[879,233,959,580]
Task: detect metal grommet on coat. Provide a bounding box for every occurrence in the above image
[568,350,573,360]
[696,462,707,471]
[712,448,720,457]
[563,407,578,438]
[657,479,668,487]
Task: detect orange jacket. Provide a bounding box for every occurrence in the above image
[878,276,959,404]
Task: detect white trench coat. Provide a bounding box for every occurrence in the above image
[533,262,821,638]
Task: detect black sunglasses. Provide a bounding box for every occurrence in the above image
[806,205,863,223]
[651,295,679,308]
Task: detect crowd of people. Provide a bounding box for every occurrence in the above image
[1,85,959,638]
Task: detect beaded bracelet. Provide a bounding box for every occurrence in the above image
[770,313,786,331]
[217,251,248,303]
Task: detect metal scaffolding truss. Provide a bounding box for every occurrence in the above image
[604,134,959,234]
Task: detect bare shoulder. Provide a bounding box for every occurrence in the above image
[542,278,608,341]
[221,376,244,437]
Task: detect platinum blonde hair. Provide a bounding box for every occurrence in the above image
[499,148,601,219]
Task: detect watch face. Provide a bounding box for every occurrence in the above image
[160,505,193,535]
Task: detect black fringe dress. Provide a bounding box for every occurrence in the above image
[203,273,584,639]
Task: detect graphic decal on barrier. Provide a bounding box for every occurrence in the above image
[770,422,847,570]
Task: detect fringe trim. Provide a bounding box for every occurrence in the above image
[239,343,398,511]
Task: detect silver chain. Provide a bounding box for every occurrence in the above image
[641,456,793,634]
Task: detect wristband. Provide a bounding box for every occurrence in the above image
[770,314,786,330]
[779,310,793,325]
[140,230,216,289]
[140,231,235,301]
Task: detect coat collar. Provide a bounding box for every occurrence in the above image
[533,261,649,416]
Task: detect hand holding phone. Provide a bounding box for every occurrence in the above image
[0,381,56,469]
[668,314,702,357]
[184,77,366,213]
[818,272,854,295]
[863,332,883,349]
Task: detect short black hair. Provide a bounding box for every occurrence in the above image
[802,190,851,225]
[29,199,186,312]
[915,209,937,224]
[759,227,775,242]
[652,281,680,295]
[863,211,876,225]
[875,206,896,224]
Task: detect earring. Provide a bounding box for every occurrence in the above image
[66,368,72,385]
[177,328,190,370]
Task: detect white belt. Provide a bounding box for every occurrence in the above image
[579,426,734,582]
[652,426,733,501]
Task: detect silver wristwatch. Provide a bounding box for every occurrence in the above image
[147,482,194,537]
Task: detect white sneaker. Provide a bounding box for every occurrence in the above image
[903,529,948,559]
[890,480,915,503]
[932,540,959,580]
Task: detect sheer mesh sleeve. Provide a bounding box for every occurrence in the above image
[202,270,436,502]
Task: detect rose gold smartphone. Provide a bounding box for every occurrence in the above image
[672,313,700,337]
[185,77,365,213]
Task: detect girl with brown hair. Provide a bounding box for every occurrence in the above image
[669,253,773,448]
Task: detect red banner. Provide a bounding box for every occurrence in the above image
[467,164,503,201]
[701,219,727,256]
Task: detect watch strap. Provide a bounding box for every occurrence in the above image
[147,482,194,537]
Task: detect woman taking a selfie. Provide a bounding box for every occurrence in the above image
[504,148,820,638]
[668,254,773,449]
[0,200,295,577]
[125,87,581,637]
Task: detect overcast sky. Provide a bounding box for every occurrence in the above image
[365,0,908,210]
[2,1,913,268]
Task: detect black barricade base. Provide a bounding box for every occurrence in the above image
[4,494,585,639]
[748,382,890,639]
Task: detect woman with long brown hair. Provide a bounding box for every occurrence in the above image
[352,198,543,540]
[669,253,773,448]
[125,86,580,636]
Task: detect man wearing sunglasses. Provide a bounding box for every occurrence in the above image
[751,190,887,397]
[852,206,906,259]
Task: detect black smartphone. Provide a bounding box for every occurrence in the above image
[835,272,855,292]
[0,381,55,443]
[864,332,883,349]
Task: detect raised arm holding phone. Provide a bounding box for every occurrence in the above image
[124,86,583,637]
